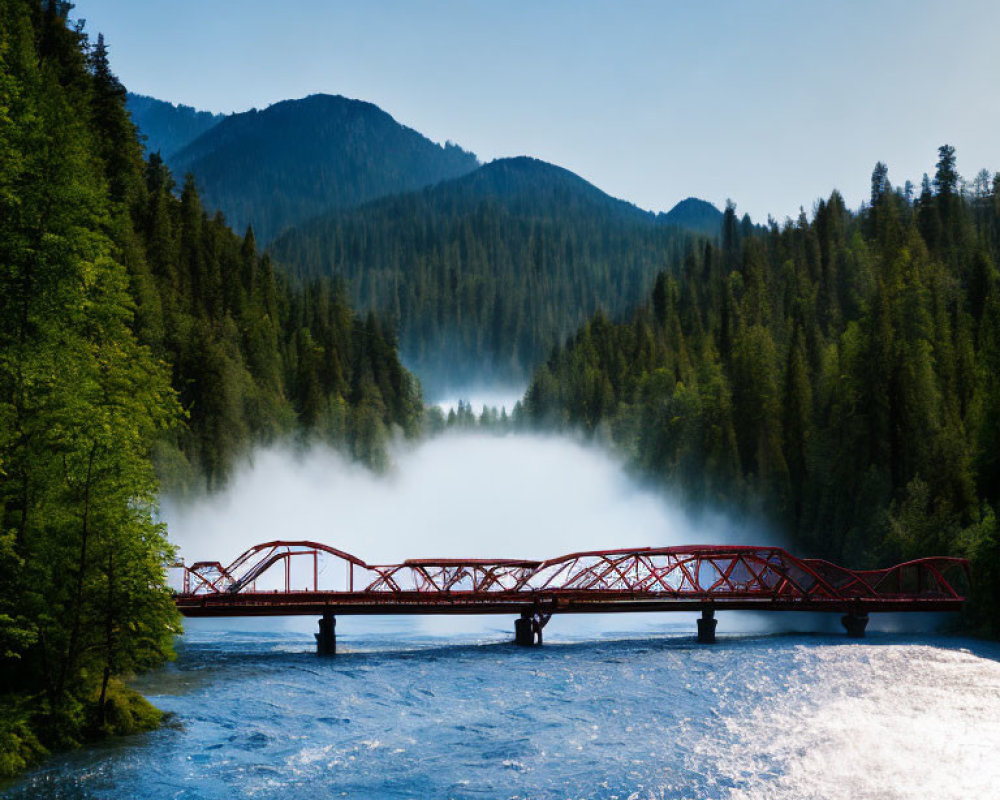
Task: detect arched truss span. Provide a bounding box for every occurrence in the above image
[171,542,969,616]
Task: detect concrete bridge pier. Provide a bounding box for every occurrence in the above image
[515,611,551,646]
[514,613,534,645]
[697,607,717,644]
[841,610,869,638]
[316,609,336,655]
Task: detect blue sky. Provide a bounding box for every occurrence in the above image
[75,0,1000,222]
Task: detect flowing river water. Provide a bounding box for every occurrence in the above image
[3,427,999,799]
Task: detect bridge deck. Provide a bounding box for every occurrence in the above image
[175,593,964,617]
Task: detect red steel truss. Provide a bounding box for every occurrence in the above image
[171,542,970,618]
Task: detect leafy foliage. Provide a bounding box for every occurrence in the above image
[0,0,180,766]
[137,164,423,489]
[0,1,422,775]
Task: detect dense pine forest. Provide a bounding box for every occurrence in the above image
[524,152,1000,634]
[270,157,708,390]
[0,0,420,775]
[136,163,423,489]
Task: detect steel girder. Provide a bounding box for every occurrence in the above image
[170,542,970,617]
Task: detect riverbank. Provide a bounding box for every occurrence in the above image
[0,682,164,781]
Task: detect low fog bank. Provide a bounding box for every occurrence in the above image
[163,432,956,640]
[162,432,769,567]
[162,431,795,639]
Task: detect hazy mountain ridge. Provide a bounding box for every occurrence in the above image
[418,156,657,222]
[269,155,701,389]
[167,93,480,242]
[130,91,722,388]
[126,92,225,158]
[282,155,710,236]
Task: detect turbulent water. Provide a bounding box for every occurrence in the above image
[3,624,999,800]
[4,429,999,799]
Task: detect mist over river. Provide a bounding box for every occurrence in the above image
[3,423,999,799]
[159,430,770,572]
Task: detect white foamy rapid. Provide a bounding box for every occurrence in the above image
[703,642,1000,800]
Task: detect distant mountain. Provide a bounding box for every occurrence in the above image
[423,156,656,223]
[169,93,480,242]
[126,93,224,158]
[660,197,723,236]
[270,156,701,390]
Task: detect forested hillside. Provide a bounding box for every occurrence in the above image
[270,157,708,391]
[125,92,223,158]
[168,93,480,243]
[138,166,422,488]
[0,1,420,773]
[524,151,1000,633]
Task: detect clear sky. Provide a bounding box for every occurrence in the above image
[74,0,1000,222]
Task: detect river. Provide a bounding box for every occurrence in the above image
[3,626,999,799]
[2,427,999,799]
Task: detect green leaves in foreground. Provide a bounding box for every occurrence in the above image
[0,0,179,769]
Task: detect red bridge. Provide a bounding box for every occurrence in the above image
[170,542,970,653]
